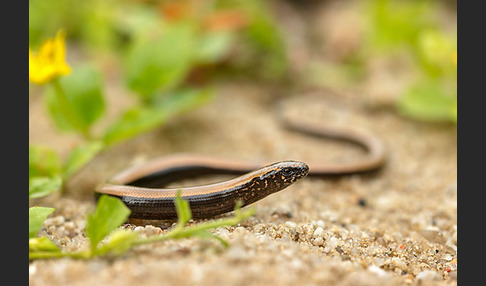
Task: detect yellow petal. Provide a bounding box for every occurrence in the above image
[54,29,67,65]
[28,29,71,85]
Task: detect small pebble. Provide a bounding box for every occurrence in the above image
[416,270,440,281]
[64,221,76,230]
[312,237,324,246]
[44,216,65,226]
[285,221,297,228]
[313,227,324,238]
[315,220,325,228]
[368,265,388,277]
[441,253,453,261]
[216,228,230,239]
[233,227,247,236]
[144,225,161,236]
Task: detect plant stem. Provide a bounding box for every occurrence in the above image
[133,207,255,246]
[29,249,91,260]
[29,206,255,260]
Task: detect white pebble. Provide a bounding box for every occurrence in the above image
[64,221,76,230]
[312,237,324,246]
[416,270,440,281]
[326,237,339,251]
[441,253,453,261]
[145,225,161,236]
[216,228,230,239]
[45,216,65,226]
[313,227,324,238]
[285,221,297,228]
[234,226,246,233]
[368,265,388,277]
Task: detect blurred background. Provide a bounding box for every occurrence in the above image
[29,0,457,167]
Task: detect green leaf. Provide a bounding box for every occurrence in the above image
[124,22,197,100]
[196,32,235,64]
[45,65,105,134]
[29,0,73,47]
[97,229,140,256]
[246,13,282,53]
[417,29,457,77]
[29,237,61,252]
[86,195,131,253]
[115,4,160,38]
[102,105,169,146]
[103,87,213,145]
[365,0,436,50]
[29,207,55,238]
[174,191,192,227]
[78,1,121,51]
[398,81,456,123]
[29,176,62,199]
[63,141,104,177]
[29,145,62,179]
[240,0,287,78]
[153,87,214,114]
[191,230,229,248]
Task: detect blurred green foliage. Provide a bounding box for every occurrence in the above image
[45,65,105,137]
[29,0,288,187]
[124,21,198,101]
[364,0,457,123]
[86,195,132,254]
[29,143,103,199]
[365,0,438,51]
[29,0,123,52]
[103,88,213,145]
[63,141,105,177]
[29,207,55,238]
[29,145,62,179]
[29,145,62,199]
[29,0,287,81]
[30,0,288,147]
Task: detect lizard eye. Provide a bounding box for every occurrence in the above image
[281,168,294,177]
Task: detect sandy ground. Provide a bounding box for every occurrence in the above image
[29,1,457,285]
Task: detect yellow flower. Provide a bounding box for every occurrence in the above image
[29,30,71,85]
